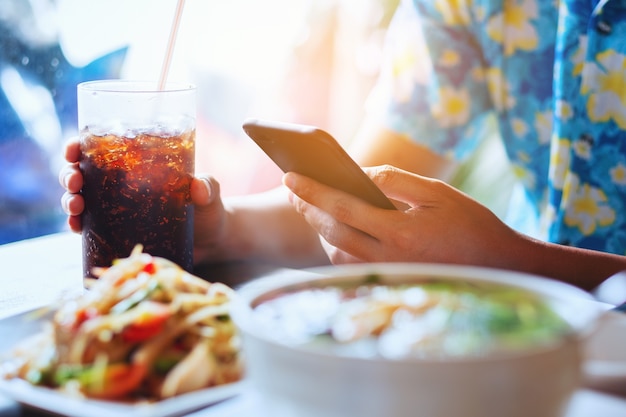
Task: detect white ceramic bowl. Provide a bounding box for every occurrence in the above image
[232,263,606,417]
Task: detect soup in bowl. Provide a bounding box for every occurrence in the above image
[232,263,605,417]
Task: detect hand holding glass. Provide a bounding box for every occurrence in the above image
[77,81,196,278]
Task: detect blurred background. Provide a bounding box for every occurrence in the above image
[0,0,512,245]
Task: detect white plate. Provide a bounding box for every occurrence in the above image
[0,308,245,417]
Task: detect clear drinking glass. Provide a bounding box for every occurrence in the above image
[77,80,196,278]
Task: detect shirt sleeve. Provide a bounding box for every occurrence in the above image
[365,0,495,161]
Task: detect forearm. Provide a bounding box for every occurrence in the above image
[350,123,459,181]
[222,187,330,267]
[503,232,626,292]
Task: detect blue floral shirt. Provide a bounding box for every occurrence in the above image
[368,0,626,255]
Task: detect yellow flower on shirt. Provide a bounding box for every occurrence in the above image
[610,163,626,186]
[572,139,591,160]
[439,49,461,68]
[485,67,516,111]
[512,162,536,189]
[512,118,528,137]
[435,0,471,25]
[517,150,531,164]
[474,4,486,21]
[391,35,432,103]
[583,49,626,128]
[535,110,553,144]
[392,49,417,79]
[549,137,570,190]
[542,204,557,236]
[555,99,573,121]
[486,0,539,55]
[471,66,486,83]
[563,175,615,235]
[431,86,470,128]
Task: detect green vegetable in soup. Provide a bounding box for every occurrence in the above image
[252,278,572,359]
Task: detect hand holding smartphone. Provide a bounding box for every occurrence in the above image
[242,118,396,210]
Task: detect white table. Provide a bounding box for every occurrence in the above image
[1,233,626,416]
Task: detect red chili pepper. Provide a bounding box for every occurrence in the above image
[73,307,98,330]
[142,262,157,275]
[121,302,171,343]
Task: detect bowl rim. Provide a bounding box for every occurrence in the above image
[232,263,606,363]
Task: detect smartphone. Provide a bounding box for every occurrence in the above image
[242,118,396,210]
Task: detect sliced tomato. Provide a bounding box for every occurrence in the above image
[83,362,147,399]
[71,307,99,331]
[142,261,157,275]
[121,301,171,343]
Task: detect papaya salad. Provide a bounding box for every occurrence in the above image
[1,245,242,401]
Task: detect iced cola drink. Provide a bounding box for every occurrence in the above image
[77,81,196,278]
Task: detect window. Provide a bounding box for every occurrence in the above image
[0,0,398,244]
